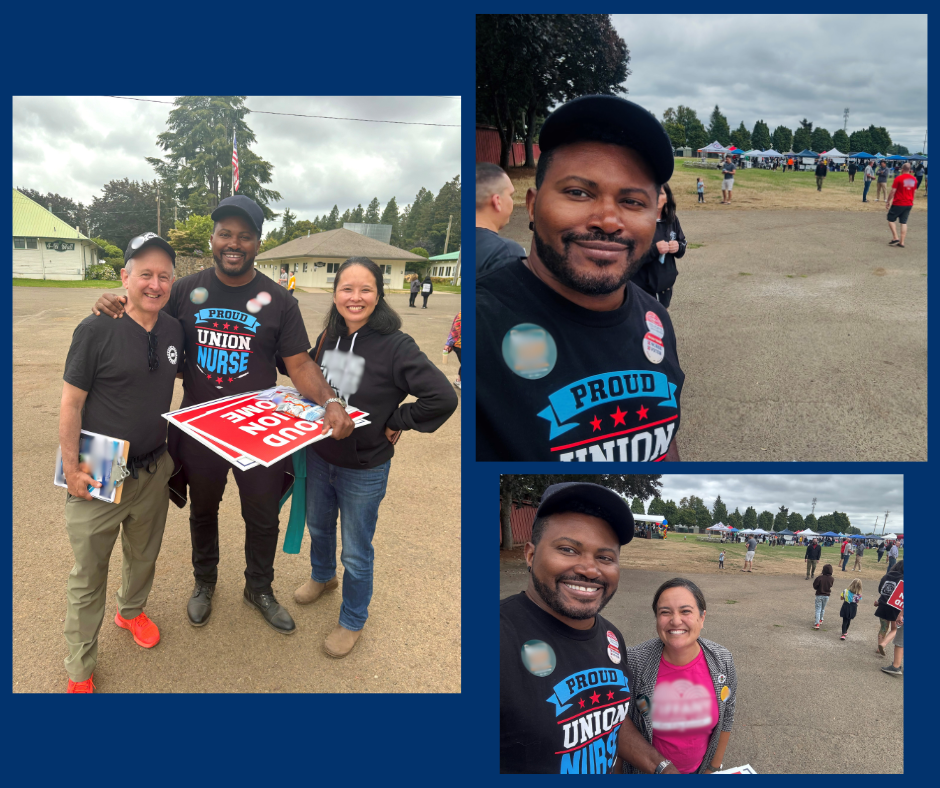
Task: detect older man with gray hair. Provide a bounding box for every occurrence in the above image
[476,162,527,273]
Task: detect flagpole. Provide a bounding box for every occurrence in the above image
[232,130,236,195]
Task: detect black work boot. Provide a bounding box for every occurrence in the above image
[243,588,296,635]
[187,582,215,627]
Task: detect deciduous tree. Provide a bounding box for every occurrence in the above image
[771,125,793,153]
[730,121,751,151]
[742,506,758,531]
[631,497,646,515]
[166,214,214,257]
[810,126,833,153]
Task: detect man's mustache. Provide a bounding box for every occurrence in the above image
[561,231,636,254]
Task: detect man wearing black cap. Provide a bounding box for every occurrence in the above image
[477,95,684,462]
[93,196,354,635]
[501,482,680,773]
[60,233,183,692]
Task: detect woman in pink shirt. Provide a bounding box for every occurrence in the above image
[616,578,737,774]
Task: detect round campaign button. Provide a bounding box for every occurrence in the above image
[720,685,731,702]
[502,323,557,380]
[256,291,272,306]
[167,345,178,365]
[190,287,209,304]
[246,298,262,314]
[606,630,619,648]
[521,639,557,677]
[643,333,665,364]
[645,311,664,339]
[608,644,621,664]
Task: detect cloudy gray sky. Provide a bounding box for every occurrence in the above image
[612,14,928,154]
[12,95,461,224]
[650,475,904,535]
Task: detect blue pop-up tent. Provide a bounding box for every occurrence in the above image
[795,149,819,157]
[821,531,840,537]
[907,154,928,161]
[850,152,875,159]
[885,154,908,160]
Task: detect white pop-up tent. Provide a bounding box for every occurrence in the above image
[761,149,783,158]
[820,148,848,160]
[881,533,898,540]
[797,528,820,537]
[698,141,729,153]
[633,514,667,524]
[706,524,729,531]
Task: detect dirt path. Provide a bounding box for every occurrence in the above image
[13,286,461,693]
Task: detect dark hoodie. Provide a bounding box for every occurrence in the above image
[813,564,834,596]
[875,565,903,622]
[309,325,458,469]
[805,542,821,561]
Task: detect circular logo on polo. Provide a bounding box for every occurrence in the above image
[502,323,557,380]
[167,345,178,365]
[521,639,556,677]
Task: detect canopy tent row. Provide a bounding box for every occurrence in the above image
[818,148,848,160]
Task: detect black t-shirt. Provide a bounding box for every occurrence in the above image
[500,592,630,774]
[477,258,684,461]
[163,267,310,407]
[64,311,183,458]
[815,163,827,177]
[477,226,527,274]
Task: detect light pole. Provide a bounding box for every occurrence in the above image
[881,510,890,536]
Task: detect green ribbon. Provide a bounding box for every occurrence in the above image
[278,449,307,554]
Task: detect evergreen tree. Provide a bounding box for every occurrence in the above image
[427,175,461,255]
[711,496,729,525]
[279,208,296,241]
[364,197,382,225]
[742,506,758,531]
[661,499,679,525]
[773,505,789,532]
[730,121,751,151]
[380,196,401,246]
[631,497,646,515]
[647,497,664,516]
[751,119,771,151]
[771,125,793,153]
[793,119,813,152]
[323,205,340,231]
[728,508,743,531]
[804,512,819,532]
[787,511,804,533]
[757,510,774,531]
[340,208,352,225]
[349,204,365,223]
[707,106,731,146]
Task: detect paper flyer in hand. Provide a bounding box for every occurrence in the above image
[712,765,757,774]
[164,388,369,469]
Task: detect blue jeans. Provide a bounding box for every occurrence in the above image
[862,180,872,201]
[887,556,897,571]
[304,449,390,631]
[814,595,829,625]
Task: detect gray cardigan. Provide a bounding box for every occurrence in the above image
[620,637,737,774]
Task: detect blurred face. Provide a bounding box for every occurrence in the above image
[495,174,515,228]
[655,586,705,655]
[525,512,620,624]
[334,263,379,333]
[121,247,174,314]
[528,141,661,296]
[211,215,260,278]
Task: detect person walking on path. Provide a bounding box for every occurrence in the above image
[409,275,420,307]
[720,155,736,204]
[443,311,461,390]
[742,535,757,572]
[718,549,725,570]
[815,159,828,191]
[877,542,885,562]
[420,274,433,308]
[874,560,903,656]
[876,160,889,201]
[812,564,834,628]
[60,233,183,692]
[838,578,862,640]
[287,269,296,298]
[862,160,875,202]
[805,538,821,579]
[853,540,865,570]
[841,540,854,572]
[915,161,925,190]
[848,161,857,182]
[697,178,705,203]
[886,162,918,248]
[886,541,899,571]
[881,609,903,677]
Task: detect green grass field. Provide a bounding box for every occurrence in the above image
[12,278,123,289]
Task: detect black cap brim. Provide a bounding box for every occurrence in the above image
[539,95,674,185]
[211,205,262,234]
[124,235,176,266]
[536,482,634,545]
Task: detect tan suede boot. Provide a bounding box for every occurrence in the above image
[293,576,338,605]
[323,624,362,658]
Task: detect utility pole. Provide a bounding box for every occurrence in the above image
[843,108,850,132]
[156,185,161,237]
[442,214,453,255]
[451,249,461,287]
[882,510,889,536]
[811,497,817,515]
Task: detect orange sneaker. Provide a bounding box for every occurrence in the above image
[67,675,96,693]
[114,609,161,648]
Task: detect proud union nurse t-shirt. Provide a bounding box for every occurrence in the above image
[477,257,684,461]
[164,267,310,407]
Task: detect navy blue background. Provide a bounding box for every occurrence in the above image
[3,3,932,783]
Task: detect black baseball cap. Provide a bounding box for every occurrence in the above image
[537,482,634,545]
[211,195,264,235]
[124,232,176,266]
[539,95,675,185]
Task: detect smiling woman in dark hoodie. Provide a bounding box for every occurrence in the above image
[294,257,458,658]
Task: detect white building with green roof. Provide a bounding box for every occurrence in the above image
[12,189,102,280]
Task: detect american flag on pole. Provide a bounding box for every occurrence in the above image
[232,132,240,193]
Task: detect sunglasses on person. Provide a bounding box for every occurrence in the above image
[147,332,159,372]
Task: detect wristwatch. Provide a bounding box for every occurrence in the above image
[324,396,346,408]
[654,760,673,774]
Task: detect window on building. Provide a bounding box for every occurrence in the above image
[303,262,308,273]
[382,264,392,275]
[293,263,298,272]
[327,262,339,273]
[14,238,37,250]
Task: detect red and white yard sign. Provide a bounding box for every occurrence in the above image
[886,579,904,611]
[164,391,368,469]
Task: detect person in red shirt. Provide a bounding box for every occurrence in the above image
[886,162,918,248]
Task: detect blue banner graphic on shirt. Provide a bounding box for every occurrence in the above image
[546,668,630,716]
[194,308,260,333]
[537,370,678,439]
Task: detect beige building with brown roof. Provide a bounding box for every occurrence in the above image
[254,228,426,290]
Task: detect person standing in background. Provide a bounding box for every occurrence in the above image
[421,274,433,308]
[720,155,736,204]
[443,311,462,390]
[876,160,889,201]
[815,159,828,191]
[287,268,297,298]
[476,163,526,273]
[630,183,687,309]
[409,275,420,308]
